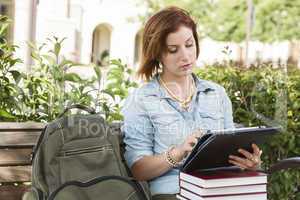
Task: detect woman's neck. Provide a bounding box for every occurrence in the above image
[160,73,193,99]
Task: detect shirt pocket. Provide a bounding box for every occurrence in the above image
[151,113,181,146]
[198,96,224,130]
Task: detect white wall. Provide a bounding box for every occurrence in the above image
[197,38,290,66]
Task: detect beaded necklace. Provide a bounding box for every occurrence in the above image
[159,75,196,110]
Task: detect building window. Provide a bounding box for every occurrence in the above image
[91,24,112,66]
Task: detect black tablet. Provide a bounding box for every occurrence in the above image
[181,126,281,172]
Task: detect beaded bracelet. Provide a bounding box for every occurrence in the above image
[164,146,181,168]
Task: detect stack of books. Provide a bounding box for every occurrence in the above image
[177,168,267,200]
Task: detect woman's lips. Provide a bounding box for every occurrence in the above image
[180,63,192,70]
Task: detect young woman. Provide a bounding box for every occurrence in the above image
[121,6,262,200]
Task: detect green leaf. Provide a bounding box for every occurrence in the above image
[0,37,6,44]
[54,43,61,57]
[93,65,102,80]
[59,37,67,44]
[0,48,4,57]
[9,70,21,83]
[0,23,9,36]
[0,15,9,22]
[110,59,123,67]
[0,109,15,119]
[64,73,82,82]
[59,59,74,68]
[9,58,21,67]
[31,51,42,63]
[101,89,115,100]
[41,54,56,65]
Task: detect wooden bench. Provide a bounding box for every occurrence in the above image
[0,122,45,200]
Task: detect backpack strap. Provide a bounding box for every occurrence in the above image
[31,125,48,164]
[58,104,96,118]
[47,176,151,200]
[131,179,152,200]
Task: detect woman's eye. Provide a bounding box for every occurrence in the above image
[186,43,194,48]
[168,48,177,54]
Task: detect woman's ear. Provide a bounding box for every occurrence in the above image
[158,62,163,73]
[158,60,164,68]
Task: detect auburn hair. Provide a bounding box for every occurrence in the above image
[137,6,199,81]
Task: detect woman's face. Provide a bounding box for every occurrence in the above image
[161,25,197,79]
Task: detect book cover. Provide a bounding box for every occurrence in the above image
[180,180,266,196]
[180,169,267,188]
[179,189,267,200]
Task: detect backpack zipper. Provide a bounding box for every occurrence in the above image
[60,145,112,157]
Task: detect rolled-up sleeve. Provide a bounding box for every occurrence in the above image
[220,87,235,129]
[121,90,154,168]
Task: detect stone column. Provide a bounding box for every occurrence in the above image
[13,0,37,72]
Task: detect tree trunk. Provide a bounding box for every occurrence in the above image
[287,41,300,67]
[237,44,244,67]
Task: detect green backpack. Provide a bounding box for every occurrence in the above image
[23,105,151,200]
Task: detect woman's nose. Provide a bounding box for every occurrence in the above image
[180,48,189,61]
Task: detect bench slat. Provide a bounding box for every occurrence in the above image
[0,185,30,200]
[0,132,40,147]
[0,166,32,182]
[0,149,32,166]
[0,122,45,130]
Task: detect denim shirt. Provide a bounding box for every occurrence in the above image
[121,74,234,195]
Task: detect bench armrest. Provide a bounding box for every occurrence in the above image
[268,157,300,174]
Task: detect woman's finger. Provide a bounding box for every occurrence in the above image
[252,143,260,156]
[229,155,255,168]
[193,129,205,137]
[252,143,262,156]
[185,146,193,152]
[228,159,248,170]
[191,138,198,145]
[238,148,254,160]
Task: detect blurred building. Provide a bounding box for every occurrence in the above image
[0,0,298,70]
[0,0,144,70]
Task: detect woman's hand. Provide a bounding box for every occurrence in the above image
[228,143,262,171]
[171,129,205,162]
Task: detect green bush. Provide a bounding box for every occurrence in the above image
[0,15,23,121]
[194,64,300,200]
[20,38,137,122]
[0,17,138,122]
[98,59,138,122]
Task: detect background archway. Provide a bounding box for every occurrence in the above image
[0,0,14,42]
[91,23,112,66]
